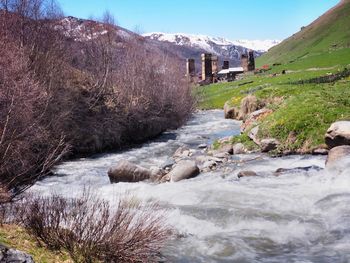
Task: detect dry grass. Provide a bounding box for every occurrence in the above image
[0,224,73,263]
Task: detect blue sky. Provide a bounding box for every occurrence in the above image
[57,0,339,40]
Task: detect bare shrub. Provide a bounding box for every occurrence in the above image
[19,193,172,262]
[0,38,68,200]
[0,0,195,201]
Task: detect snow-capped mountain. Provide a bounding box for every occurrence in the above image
[143,32,280,53]
[143,32,280,69]
[230,39,281,52]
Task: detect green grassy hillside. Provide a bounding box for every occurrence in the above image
[257,0,350,70]
[196,1,350,153]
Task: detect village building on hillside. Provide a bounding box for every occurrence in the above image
[217,67,244,82]
[186,50,255,84]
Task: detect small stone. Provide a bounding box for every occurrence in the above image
[238,170,258,178]
[213,152,229,159]
[198,144,207,149]
[260,138,280,152]
[161,159,176,170]
[233,143,246,154]
[312,148,329,155]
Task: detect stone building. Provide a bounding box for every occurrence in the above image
[201,53,213,81]
[217,67,244,82]
[187,50,255,84]
[248,50,255,71]
[241,50,255,72]
[186,58,196,81]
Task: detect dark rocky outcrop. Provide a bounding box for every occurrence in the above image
[108,160,152,183]
[168,160,200,182]
[0,245,34,263]
[325,121,350,148]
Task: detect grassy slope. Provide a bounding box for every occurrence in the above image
[197,68,350,150]
[0,225,72,263]
[257,0,350,69]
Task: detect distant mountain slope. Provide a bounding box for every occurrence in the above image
[257,0,350,68]
[143,32,280,68]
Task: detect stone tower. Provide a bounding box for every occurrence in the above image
[211,55,218,82]
[222,60,229,70]
[186,58,196,78]
[201,53,212,81]
[241,53,249,72]
[211,55,218,74]
[248,50,255,71]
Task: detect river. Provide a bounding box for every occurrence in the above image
[32,110,350,263]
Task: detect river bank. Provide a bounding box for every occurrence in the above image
[25,110,350,262]
[196,65,350,155]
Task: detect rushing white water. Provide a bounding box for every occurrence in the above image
[32,110,350,263]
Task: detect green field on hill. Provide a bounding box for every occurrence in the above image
[196,66,350,152]
[196,0,350,153]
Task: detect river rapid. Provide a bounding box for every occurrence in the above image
[32,110,350,263]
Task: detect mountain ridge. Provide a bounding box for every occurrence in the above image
[143,32,280,52]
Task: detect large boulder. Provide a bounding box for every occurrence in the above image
[238,95,263,121]
[168,160,200,182]
[260,138,280,152]
[326,145,350,168]
[0,245,34,263]
[224,102,238,119]
[108,160,152,183]
[325,121,350,148]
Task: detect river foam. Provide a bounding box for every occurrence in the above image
[31,111,350,262]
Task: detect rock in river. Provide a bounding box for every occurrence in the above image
[169,160,200,182]
[108,160,152,183]
[325,121,350,148]
[238,170,258,178]
[326,145,350,168]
